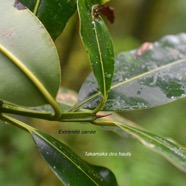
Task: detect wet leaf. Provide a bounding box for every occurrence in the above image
[0,0,60,106]
[18,0,77,40]
[78,33,186,111]
[32,130,118,186]
[77,0,114,98]
[0,114,118,186]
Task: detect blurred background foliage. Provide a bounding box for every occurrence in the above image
[1,0,186,185]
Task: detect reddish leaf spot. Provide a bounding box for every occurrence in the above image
[135,42,152,57]
[93,5,115,23]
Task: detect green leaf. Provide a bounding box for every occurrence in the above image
[0,114,118,186]
[94,113,186,173]
[32,130,118,186]
[0,0,60,107]
[18,0,77,40]
[114,121,186,173]
[77,0,114,99]
[78,33,186,111]
[33,87,78,114]
[0,87,94,121]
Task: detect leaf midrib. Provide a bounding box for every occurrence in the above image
[116,122,186,156]
[115,122,186,171]
[0,44,61,118]
[78,57,186,107]
[1,114,100,185]
[35,131,100,185]
[33,0,41,15]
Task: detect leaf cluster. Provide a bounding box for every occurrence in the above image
[0,0,186,185]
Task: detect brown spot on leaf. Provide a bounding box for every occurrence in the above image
[93,5,115,23]
[14,0,26,10]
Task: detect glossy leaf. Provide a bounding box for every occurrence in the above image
[18,0,77,40]
[77,0,114,98]
[78,33,186,111]
[32,130,118,186]
[0,0,60,106]
[0,114,118,186]
[114,121,186,173]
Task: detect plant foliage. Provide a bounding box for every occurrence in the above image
[0,0,186,185]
